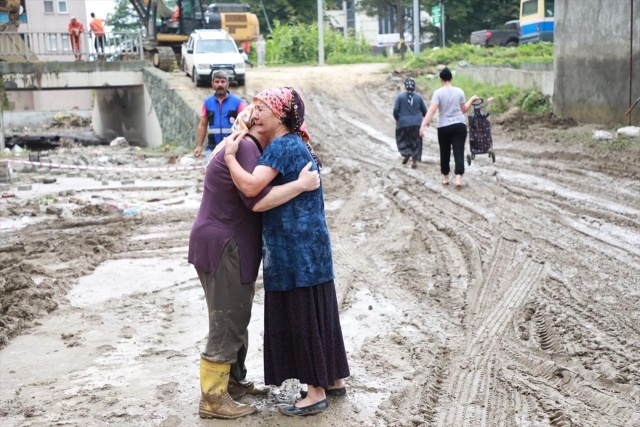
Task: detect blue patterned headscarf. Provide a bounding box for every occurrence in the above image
[404,77,416,105]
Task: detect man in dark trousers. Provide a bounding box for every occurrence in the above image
[194,71,245,163]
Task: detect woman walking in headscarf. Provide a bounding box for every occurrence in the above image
[223,87,350,417]
[393,77,428,169]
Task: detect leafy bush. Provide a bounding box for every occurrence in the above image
[417,75,551,115]
[406,42,553,70]
[265,21,375,65]
[516,89,552,113]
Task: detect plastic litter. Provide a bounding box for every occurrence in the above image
[122,206,142,216]
[616,126,640,139]
[592,130,613,141]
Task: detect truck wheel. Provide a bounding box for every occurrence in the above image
[237,78,245,86]
[505,41,518,48]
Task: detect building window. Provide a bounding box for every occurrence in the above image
[378,6,396,35]
[58,0,68,14]
[44,0,54,14]
[46,34,58,52]
[61,35,71,51]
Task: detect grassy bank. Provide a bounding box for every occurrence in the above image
[400,43,554,115]
[417,75,552,115]
[405,43,554,70]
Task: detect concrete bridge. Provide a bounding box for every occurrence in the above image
[0,32,201,149]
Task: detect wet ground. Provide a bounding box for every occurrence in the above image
[1,63,639,426]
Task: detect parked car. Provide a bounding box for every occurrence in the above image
[181,29,246,86]
[470,20,520,47]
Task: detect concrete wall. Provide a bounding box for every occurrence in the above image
[6,90,92,111]
[1,62,200,148]
[2,109,91,129]
[92,86,162,147]
[0,61,145,90]
[90,67,204,148]
[142,67,201,148]
[456,63,554,96]
[554,0,640,124]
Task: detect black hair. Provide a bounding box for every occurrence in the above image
[90,12,95,17]
[439,67,453,81]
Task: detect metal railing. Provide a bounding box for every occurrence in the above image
[0,31,144,62]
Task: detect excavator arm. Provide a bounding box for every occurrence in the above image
[129,0,176,41]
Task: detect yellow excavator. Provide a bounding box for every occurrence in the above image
[130,0,259,71]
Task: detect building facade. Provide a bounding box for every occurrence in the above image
[325,0,430,49]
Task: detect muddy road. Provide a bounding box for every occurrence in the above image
[1,63,639,427]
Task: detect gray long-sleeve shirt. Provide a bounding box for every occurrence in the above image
[393,92,427,128]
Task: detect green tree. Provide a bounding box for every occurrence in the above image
[238,0,340,34]
[358,0,413,43]
[108,0,144,33]
[357,0,520,45]
[424,0,520,44]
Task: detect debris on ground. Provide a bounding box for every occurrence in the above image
[50,113,92,128]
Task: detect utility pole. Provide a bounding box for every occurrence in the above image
[413,0,420,55]
[318,0,325,65]
[441,0,445,47]
[0,105,5,152]
[259,0,272,34]
[629,0,634,125]
[343,0,348,39]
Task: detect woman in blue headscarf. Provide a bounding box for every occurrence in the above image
[393,77,428,169]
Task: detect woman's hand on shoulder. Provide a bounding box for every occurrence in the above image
[224,131,247,156]
[297,162,320,192]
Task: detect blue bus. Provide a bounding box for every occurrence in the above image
[519,0,554,43]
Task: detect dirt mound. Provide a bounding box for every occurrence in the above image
[73,203,120,217]
[0,273,60,347]
[494,107,578,132]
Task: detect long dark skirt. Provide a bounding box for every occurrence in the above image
[396,125,423,161]
[263,280,350,390]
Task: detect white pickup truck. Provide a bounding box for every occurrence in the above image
[181,29,246,87]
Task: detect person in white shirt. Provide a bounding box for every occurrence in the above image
[420,68,479,188]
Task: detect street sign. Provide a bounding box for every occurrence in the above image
[431,5,441,25]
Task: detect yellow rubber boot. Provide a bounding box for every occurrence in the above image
[199,358,258,419]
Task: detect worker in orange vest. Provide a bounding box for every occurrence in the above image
[89,12,107,61]
[68,17,85,61]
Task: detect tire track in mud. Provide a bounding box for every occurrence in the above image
[502,345,637,426]
[307,69,639,427]
[310,75,549,425]
[436,259,545,427]
[199,66,640,425]
[307,78,473,424]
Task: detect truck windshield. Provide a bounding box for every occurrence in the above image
[196,39,238,54]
